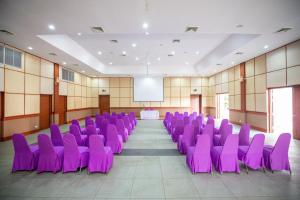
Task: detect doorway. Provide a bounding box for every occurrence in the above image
[40,95,52,129]
[270,87,293,134]
[190,95,202,114]
[99,95,110,114]
[58,96,67,125]
[216,94,229,119]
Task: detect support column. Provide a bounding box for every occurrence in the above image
[53,63,60,124]
[293,85,300,139]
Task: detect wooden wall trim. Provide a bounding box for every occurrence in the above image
[3,114,39,121]
[53,63,60,114]
[67,107,98,112]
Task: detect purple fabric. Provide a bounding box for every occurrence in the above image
[110,116,118,125]
[88,135,113,173]
[201,124,214,148]
[214,119,229,135]
[37,134,64,173]
[183,116,190,125]
[171,120,184,142]
[164,112,171,127]
[69,124,87,146]
[238,134,265,170]
[201,118,214,134]
[238,123,250,145]
[11,133,39,172]
[100,119,109,141]
[95,115,104,129]
[106,124,123,154]
[211,134,240,174]
[85,116,93,127]
[123,116,133,134]
[213,124,233,146]
[128,114,136,128]
[263,133,291,172]
[186,134,212,173]
[86,125,101,146]
[50,124,64,146]
[191,120,200,135]
[63,134,88,173]
[71,119,86,135]
[116,119,129,142]
[178,125,195,154]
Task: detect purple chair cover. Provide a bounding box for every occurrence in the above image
[192,119,200,135]
[11,133,39,172]
[201,124,214,148]
[213,124,233,146]
[123,116,133,134]
[263,133,291,173]
[85,116,93,127]
[110,116,118,125]
[100,119,109,140]
[116,119,129,142]
[106,124,123,154]
[238,123,250,146]
[86,125,104,146]
[184,112,189,116]
[128,114,136,128]
[50,124,64,146]
[186,134,212,173]
[178,124,195,154]
[201,118,214,134]
[238,134,265,171]
[71,119,86,135]
[211,134,240,173]
[214,119,229,135]
[171,119,184,142]
[183,116,190,125]
[95,115,104,129]
[37,134,64,173]
[63,134,88,173]
[88,135,113,173]
[69,124,87,146]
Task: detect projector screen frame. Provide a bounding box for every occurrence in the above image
[133,76,164,102]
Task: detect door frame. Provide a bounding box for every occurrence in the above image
[99,95,110,114]
[39,94,52,129]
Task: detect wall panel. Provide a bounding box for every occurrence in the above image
[5,93,24,117]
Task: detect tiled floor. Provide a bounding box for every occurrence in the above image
[0,120,300,200]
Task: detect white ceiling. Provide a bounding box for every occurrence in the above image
[1,0,300,76]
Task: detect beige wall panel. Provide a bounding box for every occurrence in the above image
[234,80,240,95]
[120,87,131,97]
[287,66,300,86]
[216,73,222,84]
[221,83,228,93]
[40,77,53,94]
[91,97,98,107]
[222,71,229,83]
[245,59,255,77]
[86,77,91,87]
[131,99,141,107]
[81,97,87,108]
[59,81,68,96]
[228,68,235,81]
[191,86,201,94]
[67,83,75,96]
[74,73,81,85]
[119,98,130,107]
[181,97,190,107]
[150,101,161,107]
[234,66,240,80]
[110,97,119,107]
[67,97,75,110]
[141,102,150,107]
[246,77,255,94]
[191,77,202,86]
[74,97,82,109]
[86,88,91,97]
[0,67,4,91]
[202,97,208,107]
[109,78,119,87]
[246,113,267,130]
[25,53,40,75]
[202,78,209,86]
[229,95,235,109]
[40,59,54,78]
[255,74,266,93]
[74,85,81,96]
[119,78,131,87]
[255,55,266,75]
[164,77,171,87]
[287,40,300,67]
[25,74,40,94]
[246,94,255,111]
[202,87,208,96]
[208,76,215,86]
[161,98,170,107]
[266,47,286,72]
[164,87,171,97]
[86,97,92,107]
[255,93,266,112]
[171,78,181,87]
[98,77,109,87]
[211,96,216,107]
[91,78,98,87]
[230,110,246,124]
[229,82,235,95]
[181,78,190,86]
[234,95,241,110]
[170,98,180,107]
[5,93,24,117]
[171,87,180,97]
[91,88,98,97]
[81,86,87,97]
[267,69,286,88]
[25,95,40,114]
[180,87,190,97]
[110,88,120,97]
[210,85,216,96]
[81,75,87,86]
[216,84,221,94]
[99,87,109,95]
[5,69,25,93]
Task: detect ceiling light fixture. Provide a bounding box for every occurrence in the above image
[231,61,235,64]
[62,62,67,65]
[98,51,102,55]
[132,43,137,47]
[236,24,243,28]
[157,57,161,61]
[264,45,269,49]
[135,57,139,61]
[48,24,55,30]
[81,70,85,73]
[122,51,126,55]
[185,62,189,65]
[27,46,33,50]
[145,31,150,35]
[142,22,149,29]
[77,32,82,36]
[171,51,175,55]
[109,62,113,65]
[195,51,200,55]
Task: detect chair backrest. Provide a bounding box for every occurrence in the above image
[50,124,63,146]
[110,116,118,125]
[95,115,104,129]
[238,123,250,145]
[221,134,239,155]
[246,134,265,156]
[183,116,190,125]
[123,116,131,129]
[194,134,211,155]
[206,117,215,128]
[89,135,105,153]
[196,115,204,127]
[219,124,233,145]
[63,133,79,157]
[69,124,82,144]
[86,125,97,137]
[271,133,291,157]
[38,134,55,156]
[107,124,119,142]
[219,119,229,132]
[12,133,31,155]
[85,118,94,127]
[116,119,125,133]
[182,124,195,145]
[202,124,214,146]
[100,119,109,137]
[184,112,189,116]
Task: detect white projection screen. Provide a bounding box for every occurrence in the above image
[133,76,164,101]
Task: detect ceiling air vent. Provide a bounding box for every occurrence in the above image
[185,27,198,32]
[168,54,174,57]
[110,40,118,43]
[172,39,180,43]
[72,64,79,67]
[216,63,222,66]
[235,52,243,55]
[48,52,57,56]
[274,28,292,33]
[91,26,104,33]
[0,29,14,35]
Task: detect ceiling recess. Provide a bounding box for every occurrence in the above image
[110,39,118,43]
[0,29,14,35]
[91,26,104,33]
[185,27,198,32]
[172,39,180,43]
[274,28,292,33]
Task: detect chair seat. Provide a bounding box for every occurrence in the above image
[80,135,87,140]
[78,146,89,153]
[238,145,249,154]
[212,146,222,155]
[54,146,64,155]
[29,144,39,153]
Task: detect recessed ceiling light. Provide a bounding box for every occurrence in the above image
[171,51,175,55]
[109,62,113,65]
[98,51,102,55]
[77,32,82,36]
[147,62,151,65]
[236,24,243,28]
[62,62,67,65]
[231,61,235,64]
[185,62,189,65]
[264,45,269,49]
[135,57,139,61]
[81,70,85,73]
[157,57,161,61]
[48,24,55,30]
[195,51,200,55]
[145,31,150,35]
[132,43,137,47]
[27,46,33,50]
[142,22,149,29]
[122,51,126,55]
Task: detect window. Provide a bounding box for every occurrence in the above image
[4,47,22,68]
[0,46,3,64]
[62,68,74,82]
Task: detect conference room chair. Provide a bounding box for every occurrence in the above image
[163,112,171,127]
[238,123,251,146]
[213,124,233,146]
[116,119,129,142]
[263,133,292,174]
[37,134,64,173]
[178,124,196,154]
[238,134,265,173]
[200,117,214,134]
[171,119,184,143]
[128,114,136,128]
[191,119,200,135]
[186,134,212,173]
[211,134,240,174]
[214,119,229,135]
[85,116,93,127]
[201,123,214,148]
[71,119,86,135]
[183,116,190,126]
[88,135,113,174]
[123,116,133,135]
[86,125,101,146]
[11,133,39,172]
[110,115,118,125]
[167,115,176,134]
[95,115,104,129]
[63,134,89,173]
[69,124,88,146]
[100,119,109,141]
[106,124,123,154]
[50,124,64,146]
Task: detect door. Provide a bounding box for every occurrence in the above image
[293,86,300,139]
[190,95,202,114]
[216,94,229,119]
[58,96,67,125]
[99,95,110,114]
[40,95,52,129]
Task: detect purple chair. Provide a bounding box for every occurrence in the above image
[238,123,250,146]
[50,124,64,146]
[123,116,133,134]
[214,119,229,135]
[171,120,184,143]
[71,119,86,134]
[88,135,113,173]
[85,116,93,127]
[100,119,109,141]
[186,134,212,173]
[95,115,104,129]
[263,133,291,173]
[238,134,265,173]
[183,116,190,126]
[110,116,118,125]
[191,119,200,135]
[86,125,103,146]
[11,133,39,172]
[106,124,123,154]
[200,117,214,134]
[211,134,240,174]
[69,124,88,146]
[63,134,89,173]
[201,124,214,148]
[116,119,129,142]
[37,134,64,173]
[213,124,233,146]
[178,125,195,154]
